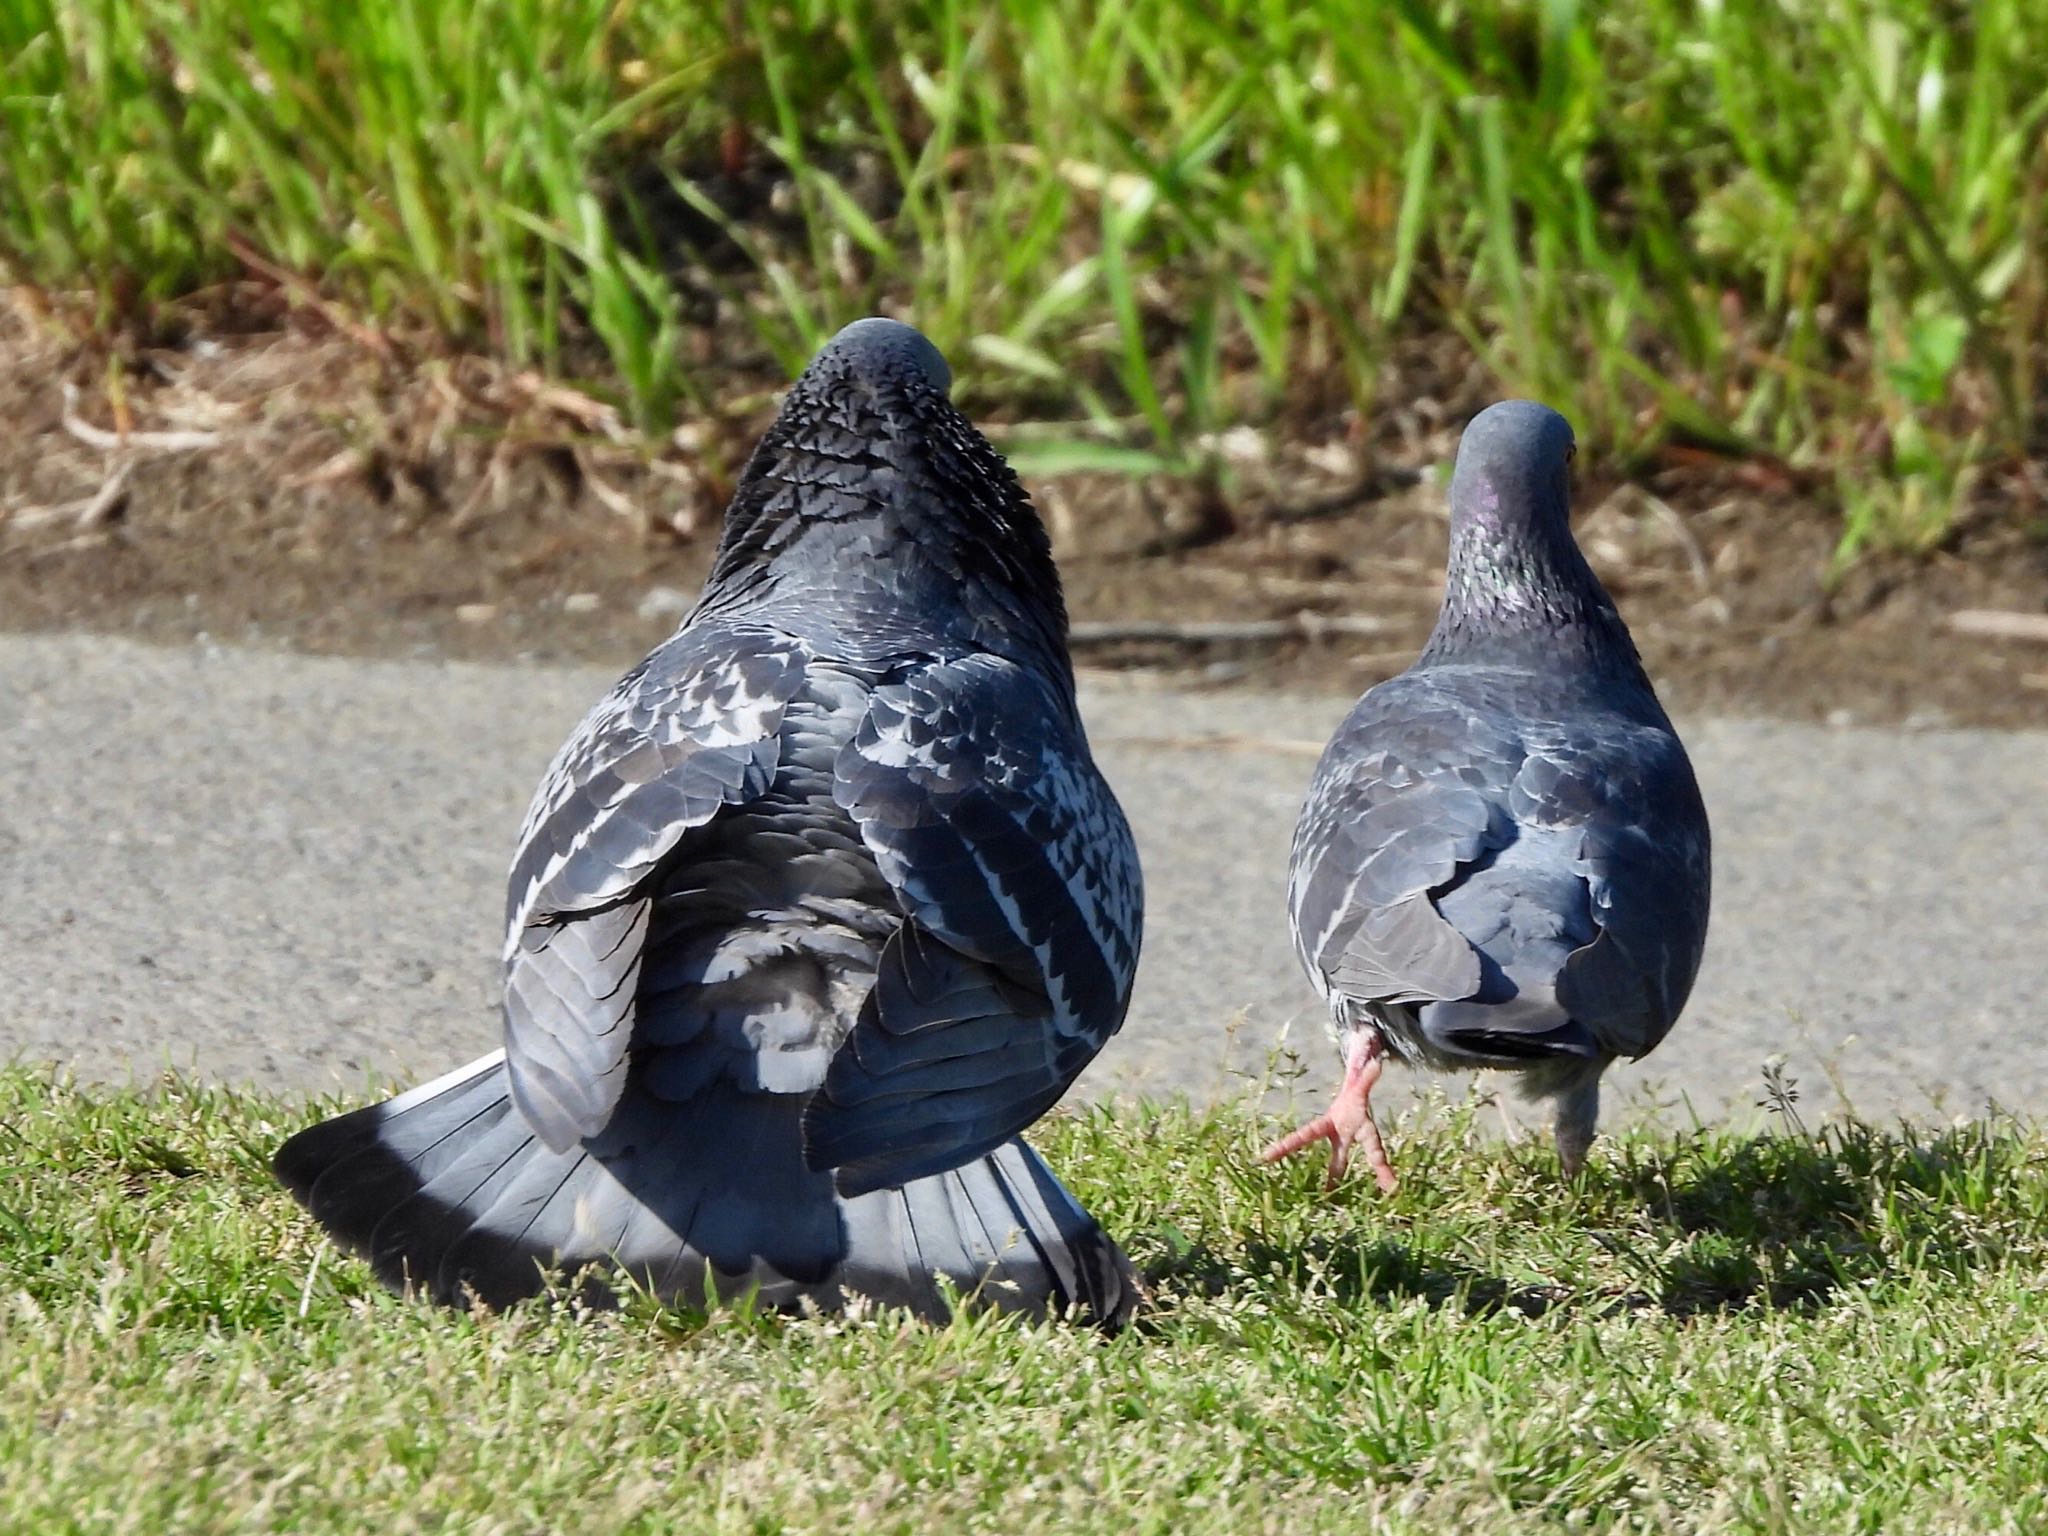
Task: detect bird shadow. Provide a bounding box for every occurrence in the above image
[1138,1117,2021,1323]
[1602,1116,2017,1315]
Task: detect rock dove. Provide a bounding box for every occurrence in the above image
[1265,401,1710,1189]
[276,319,1142,1325]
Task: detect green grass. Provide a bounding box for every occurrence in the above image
[5,1066,2048,1532]
[3,1,2044,559]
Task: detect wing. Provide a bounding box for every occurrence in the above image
[1554,732,1711,1057]
[501,623,811,1150]
[1288,688,1518,1008]
[804,654,1142,1195]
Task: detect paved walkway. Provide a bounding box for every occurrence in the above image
[4,633,2043,1128]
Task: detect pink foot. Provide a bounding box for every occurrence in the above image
[1261,1034,1398,1193]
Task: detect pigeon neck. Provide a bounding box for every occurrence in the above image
[698,395,1072,673]
[1419,517,1641,675]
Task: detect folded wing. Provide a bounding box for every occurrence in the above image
[806,654,1142,1195]
[500,623,811,1150]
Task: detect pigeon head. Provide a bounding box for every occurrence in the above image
[1449,400,1576,537]
[1420,400,1639,673]
[767,316,960,446]
[699,318,1068,663]
[806,316,953,395]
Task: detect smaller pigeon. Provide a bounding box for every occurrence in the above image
[1266,401,1710,1189]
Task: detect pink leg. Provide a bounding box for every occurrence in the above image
[1260,1033,1398,1193]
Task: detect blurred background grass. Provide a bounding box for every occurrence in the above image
[2,0,2043,562]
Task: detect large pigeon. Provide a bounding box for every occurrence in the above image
[276,319,1142,1324]
[1266,401,1710,1190]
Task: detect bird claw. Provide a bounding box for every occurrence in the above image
[1260,1038,1397,1193]
[1259,1113,1345,1184]
[1260,1113,1398,1194]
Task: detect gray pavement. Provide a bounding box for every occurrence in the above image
[3,632,2044,1130]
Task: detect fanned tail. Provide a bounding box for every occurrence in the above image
[273,1051,1134,1327]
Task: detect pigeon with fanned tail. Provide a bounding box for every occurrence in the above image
[276,319,1142,1326]
[1266,401,1710,1190]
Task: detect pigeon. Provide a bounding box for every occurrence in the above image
[1265,400,1710,1190]
[275,319,1142,1325]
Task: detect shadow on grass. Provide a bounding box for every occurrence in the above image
[1143,1118,2025,1322]
[1618,1117,2019,1313]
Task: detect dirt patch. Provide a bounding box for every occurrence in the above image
[4,307,2046,726]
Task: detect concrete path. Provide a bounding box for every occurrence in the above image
[3,633,2043,1129]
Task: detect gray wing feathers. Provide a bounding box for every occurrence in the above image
[499,627,809,1150]
[502,901,648,1149]
[504,629,808,932]
[1558,758,1711,1056]
[1326,895,1484,1004]
[1344,781,1497,907]
[1291,715,1507,1004]
[809,655,1141,1194]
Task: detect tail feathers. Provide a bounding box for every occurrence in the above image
[837,1136,1135,1325]
[1417,985,1604,1067]
[274,1051,1133,1326]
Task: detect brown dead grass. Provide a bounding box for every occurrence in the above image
[3,299,2046,727]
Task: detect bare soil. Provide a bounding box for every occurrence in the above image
[5,304,2046,726]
